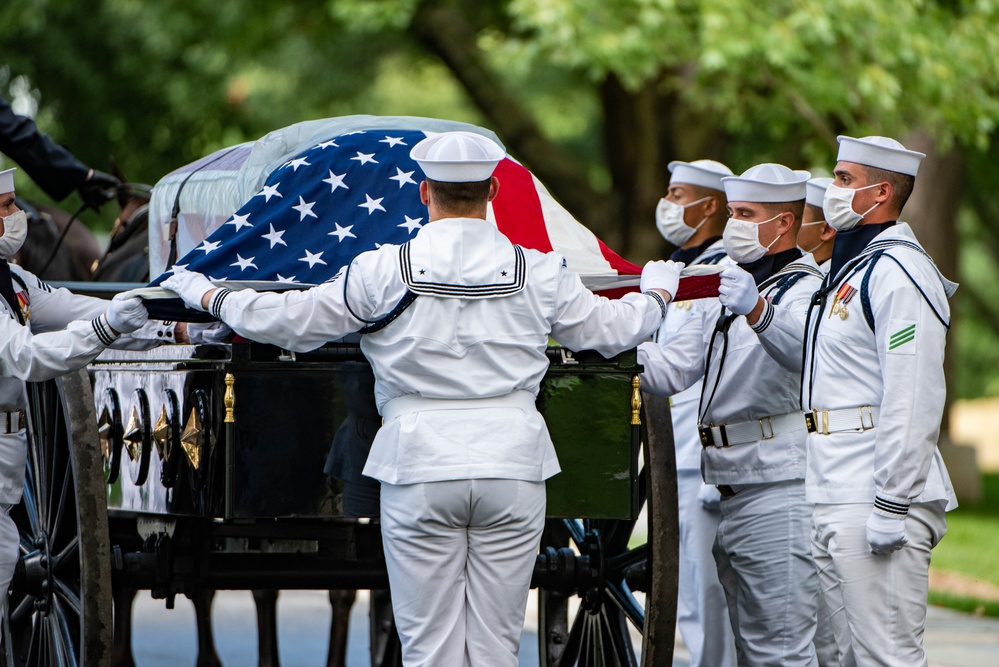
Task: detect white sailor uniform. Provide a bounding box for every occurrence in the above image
[0,264,170,616]
[206,217,667,667]
[801,223,957,667]
[639,238,736,667]
[640,253,825,667]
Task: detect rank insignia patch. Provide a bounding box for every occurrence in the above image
[887,320,916,354]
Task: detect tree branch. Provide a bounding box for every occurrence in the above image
[408,1,610,230]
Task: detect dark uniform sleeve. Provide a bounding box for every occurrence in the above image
[0,94,89,201]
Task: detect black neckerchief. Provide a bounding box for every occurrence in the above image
[829,221,897,278]
[0,260,24,324]
[739,247,803,286]
[671,235,721,264]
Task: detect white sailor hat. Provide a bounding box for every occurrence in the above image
[805,177,833,208]
[410,131,505,183]
[721,163,810,203]
[0,168,15,195]
[836,135,925,177]
[668,159,733,191]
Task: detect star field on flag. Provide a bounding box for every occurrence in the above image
[152,130,433,285]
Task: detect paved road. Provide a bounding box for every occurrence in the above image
[131,590,999,666]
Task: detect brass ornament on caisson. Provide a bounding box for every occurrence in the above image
[631,375,642,426]
[123,406,143,462]
[224,373,235,424]
[152,405,171,461]
[181,407,204,470]
[98,406,113,461]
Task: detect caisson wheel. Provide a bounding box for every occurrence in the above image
[537,392,679,667]
[3,370,113,667]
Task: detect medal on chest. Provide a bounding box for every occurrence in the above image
[828,283,856,321]
[15,290,30,322]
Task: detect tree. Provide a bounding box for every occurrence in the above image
[3,0,999,402]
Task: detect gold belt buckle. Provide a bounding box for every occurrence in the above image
[810,408,830,435]
[858,405,875,430]
[759,416,775,440]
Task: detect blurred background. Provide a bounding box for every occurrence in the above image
[2,0,997,616]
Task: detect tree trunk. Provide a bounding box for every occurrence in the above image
[408,1,610,232]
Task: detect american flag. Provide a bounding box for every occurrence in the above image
[150,128,640,289]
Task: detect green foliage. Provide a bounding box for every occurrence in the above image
[508,0,999,159]
[931,474,999,588]
[927,591,999,618]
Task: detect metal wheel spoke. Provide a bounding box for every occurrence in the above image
[52,596,80,667]
[605,580,644,629]
[603,605,638,667]
[11,595,36,624]
[606,544,647,574]
[559,604,586,665]
[49,458,73,548]
[564,518,587,548]
[53,578,83,617]
[53,535,80,572]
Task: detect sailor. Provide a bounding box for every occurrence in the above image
[801,136,957,666]
[0,168,150,618]
[797,177,837,273]
[162,130,682,667]
[639,163,825,665]
[644,158,736,667]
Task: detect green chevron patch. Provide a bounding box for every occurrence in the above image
[889,323,916,350]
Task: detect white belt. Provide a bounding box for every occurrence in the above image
[806,406,878,435]
[699,411,806,448]
[1,408,26,435]
[381,390,537,422]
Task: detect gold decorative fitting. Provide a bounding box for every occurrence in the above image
[97,406,113,461]
[152,405,172,460]
[224,373,235,424]
[181,407,204,470]
[122,406,143,461]
[631,375,642,426]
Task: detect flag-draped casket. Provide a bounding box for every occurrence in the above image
[147,116,642,295]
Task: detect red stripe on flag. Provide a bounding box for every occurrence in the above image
[491,159,553,252]
[596,238,641,275]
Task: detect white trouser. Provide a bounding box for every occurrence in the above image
[676,469,736,667]
[714,479,819,667]
[380,479,546,667]
[811,502,947,667]
[0,503,16,622]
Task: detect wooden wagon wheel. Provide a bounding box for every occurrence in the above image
[537,392,679,667]
[2,370,113,667]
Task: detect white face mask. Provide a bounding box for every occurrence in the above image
[823,182,881,231]
[0,210,27,259]
[723,213,784,264]
[655,196,710,246]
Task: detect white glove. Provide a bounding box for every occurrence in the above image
[866,511,908,555]
[105,297,149,334]
[187,322,232,344]
[640,260,684,300]
[718,265,761,315]
[162,270,216,312]
[696,483,721,511]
